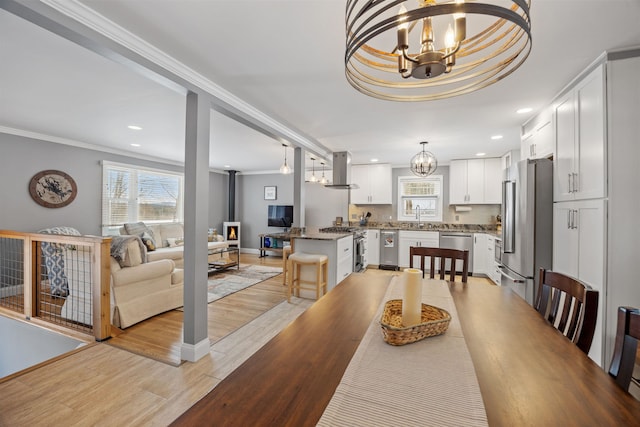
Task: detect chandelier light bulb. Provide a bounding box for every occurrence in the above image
[444,24,455,49]
[398,4,409,31]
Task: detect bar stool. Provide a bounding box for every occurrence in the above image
[282,245,292,286]
[288,252,328,303]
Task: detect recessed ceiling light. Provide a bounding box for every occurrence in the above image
[516,107,532,114]
[128,125,143,130]
[224,165,231,168]
[130,143,141,147]
[476,152,486,157]
[370,158,379,162]
[491,135,503,140]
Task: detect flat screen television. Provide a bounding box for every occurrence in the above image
[268,205,294,227]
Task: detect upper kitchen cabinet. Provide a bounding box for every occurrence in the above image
[554,64,606,202]
[521,107,553,160]
[450,158,501,205]
[350,164,392,204]
[501,149,521,181]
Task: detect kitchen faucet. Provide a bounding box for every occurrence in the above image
[415,204,423,228]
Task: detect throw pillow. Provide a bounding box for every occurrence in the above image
[124,222,149,237]
[123,239,143,267]
[141,231,156,251]
[110,235,146,268]
[166,237,184,248]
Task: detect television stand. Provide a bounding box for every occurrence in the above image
[259,233,291,257]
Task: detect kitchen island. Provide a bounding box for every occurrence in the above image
[291,231,353,293]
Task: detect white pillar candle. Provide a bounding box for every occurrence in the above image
[402,268,423,327]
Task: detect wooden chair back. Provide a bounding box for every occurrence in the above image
[409,246,469,283]
[608,306,640,391]
[535,268,599,354]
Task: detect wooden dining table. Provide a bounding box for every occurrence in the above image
[171,274,640,426]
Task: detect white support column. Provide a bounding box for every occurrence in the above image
[293,147,305,228]
[181,91,211,362]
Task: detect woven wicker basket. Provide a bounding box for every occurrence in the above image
[380,299,451,346]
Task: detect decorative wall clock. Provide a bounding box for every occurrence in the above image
[29,169,78,208]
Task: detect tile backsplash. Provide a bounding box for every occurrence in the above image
[349,204,500,226]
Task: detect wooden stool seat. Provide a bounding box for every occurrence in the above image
[282,245,292,286]
[288,252,328,303]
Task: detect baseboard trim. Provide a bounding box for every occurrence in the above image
[180,338,210,362]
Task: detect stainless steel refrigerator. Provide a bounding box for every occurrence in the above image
[500,158,553,305]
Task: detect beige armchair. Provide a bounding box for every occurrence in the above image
[110,236,183,328]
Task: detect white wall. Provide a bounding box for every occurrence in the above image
[304,181,349,228]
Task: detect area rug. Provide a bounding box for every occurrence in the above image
[206,264,282,303]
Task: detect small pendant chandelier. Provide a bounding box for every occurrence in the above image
[279,144,291,175]
[309,157,317,182]
[410,141,438,177]
[319,162,329,184]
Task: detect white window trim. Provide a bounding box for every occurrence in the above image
[397,175,444,222]
[101,161,184,235]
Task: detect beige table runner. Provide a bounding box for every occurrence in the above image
[317,277,488,427]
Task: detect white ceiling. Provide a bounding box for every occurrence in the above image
[2,1,640,173]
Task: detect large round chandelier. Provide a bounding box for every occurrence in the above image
[410,142,438,177]
[345,0,532,101]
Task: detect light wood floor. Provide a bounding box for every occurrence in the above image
[0,260,491,426]
[107,254,288,366]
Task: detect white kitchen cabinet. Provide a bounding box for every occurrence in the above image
[398,230,439,268]
[350,164,392,204]
[486,235,502,285]
[521,107,553,160]
[473,233,489,275]
[450,159,502,205]
[501,150,520,182]
[336,235,354,284]
[365,229,380,266]
[554,64,605,202]
[293,235,354,293]
[553,199,605,365]
[483,158,502,204]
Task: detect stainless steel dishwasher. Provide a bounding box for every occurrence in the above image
[379,229,399,270]
[439,232,474,275]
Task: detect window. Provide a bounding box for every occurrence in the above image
[397,175,443,222]
[102,161,184,234]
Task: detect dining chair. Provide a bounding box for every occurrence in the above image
[535,268,599,354]
[608,306,640,391]
[409,246,469,283]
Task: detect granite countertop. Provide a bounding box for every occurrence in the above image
[292,232,353,241]
[350,223,499,233]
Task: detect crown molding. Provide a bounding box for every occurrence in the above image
[40,0,332,161]
[0,125,184,168]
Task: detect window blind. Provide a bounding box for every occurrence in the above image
[101,162,183,234]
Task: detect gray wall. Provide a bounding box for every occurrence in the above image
[0,133,227,235]
[237,173,295,249]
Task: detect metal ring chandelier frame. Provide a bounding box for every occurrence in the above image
[345,0,532,102]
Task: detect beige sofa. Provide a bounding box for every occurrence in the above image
[110,236,184,329]
[122,222,229,268]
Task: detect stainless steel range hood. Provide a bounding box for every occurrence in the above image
[325,151,359,189]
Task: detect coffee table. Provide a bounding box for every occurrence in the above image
[207,246,240,274]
